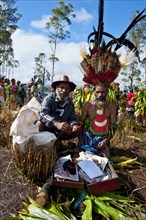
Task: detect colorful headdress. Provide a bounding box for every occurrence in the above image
[80,0,146,87]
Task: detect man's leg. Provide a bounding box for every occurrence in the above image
[35,120,50,132]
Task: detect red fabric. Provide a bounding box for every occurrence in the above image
[126,92,136,108]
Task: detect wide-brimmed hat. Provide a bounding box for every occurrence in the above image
[51,75,76,92]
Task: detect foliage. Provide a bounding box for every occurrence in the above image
[107,86,119,106]
[33,53,50,93]
[135,82,146,117]
[120,10,146,88]
[72,86,93,116]
[45,0,75,82]
[8,191,146,220]
[116,114,143,134]
[0,0,21,76]
[110,155,143,169]
[9,196,77,220]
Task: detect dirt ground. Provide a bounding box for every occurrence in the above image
[0,121,146,219]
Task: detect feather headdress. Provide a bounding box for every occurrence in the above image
[81,0,146,86]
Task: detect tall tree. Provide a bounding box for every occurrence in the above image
[120,10,146,89]
[45,0,75,82]
[0,0,21,77]
[33,53,50,94]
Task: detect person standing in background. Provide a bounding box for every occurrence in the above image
[126,89,136,118]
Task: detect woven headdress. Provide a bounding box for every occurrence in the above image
[80,0,146,87]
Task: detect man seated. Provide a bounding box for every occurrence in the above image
[35,75,81,206]
[79,83,117,158]
[36,75,81,140]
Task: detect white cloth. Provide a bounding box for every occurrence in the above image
[10,97,57,153]
[10,97,40,137]
[12,131,57,153]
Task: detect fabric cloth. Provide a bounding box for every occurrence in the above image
[10,97,41,137]
[126,92,136,113]
[83,128,105,151]
[10,97,57,153]
[39,92,79,136]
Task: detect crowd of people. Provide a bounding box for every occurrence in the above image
[0,77,42,109]
[0,75,137,119]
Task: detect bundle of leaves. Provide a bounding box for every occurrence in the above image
[135,83,146,127]
[8,190,146,220]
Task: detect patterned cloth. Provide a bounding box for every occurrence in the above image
[83,127,105,150]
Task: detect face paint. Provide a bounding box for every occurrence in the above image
[91,114,109,133]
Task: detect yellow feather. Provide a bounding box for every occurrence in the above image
[80,50,86,59]
[80,46,87,59]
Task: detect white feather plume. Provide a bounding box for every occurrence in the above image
[119,47,136,67]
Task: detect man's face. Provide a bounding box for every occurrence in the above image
[56,82,71,101]
[94,85,107,103]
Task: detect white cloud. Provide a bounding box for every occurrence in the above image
[11,28,145,90]
[30,15,50,29]
[11,29,85,87]
[74,8,93,24]
[29,7,93,31]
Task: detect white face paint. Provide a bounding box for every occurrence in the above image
[94,119,108,127]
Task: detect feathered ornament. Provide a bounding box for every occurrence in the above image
[119,48,136,67]
[80,0,146,87]
[80,45,88,59]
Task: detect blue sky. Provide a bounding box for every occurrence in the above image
[12,0,146,88]
[16,0,145,41]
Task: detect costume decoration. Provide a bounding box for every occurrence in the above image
[91,114,108,134]
[85,113,109,136]
[81,1,145,150]
[80,0,146,87]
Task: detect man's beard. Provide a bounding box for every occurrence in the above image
[93,96,106,106]
[56,90,68,101]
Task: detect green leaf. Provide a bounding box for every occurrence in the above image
[94,193,135,203]
[26,197,72,220]
[93,203,110,219]
[126,135,143,142]
[82,197,92,220]
[93,197,133,220]
[28,204,61,219]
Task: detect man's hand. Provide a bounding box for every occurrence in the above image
[72,124,81,132]
[54,122,71,134]
[98,137,108,149]
[71,124,82,139]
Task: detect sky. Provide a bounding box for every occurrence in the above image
[11,0,146,89]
